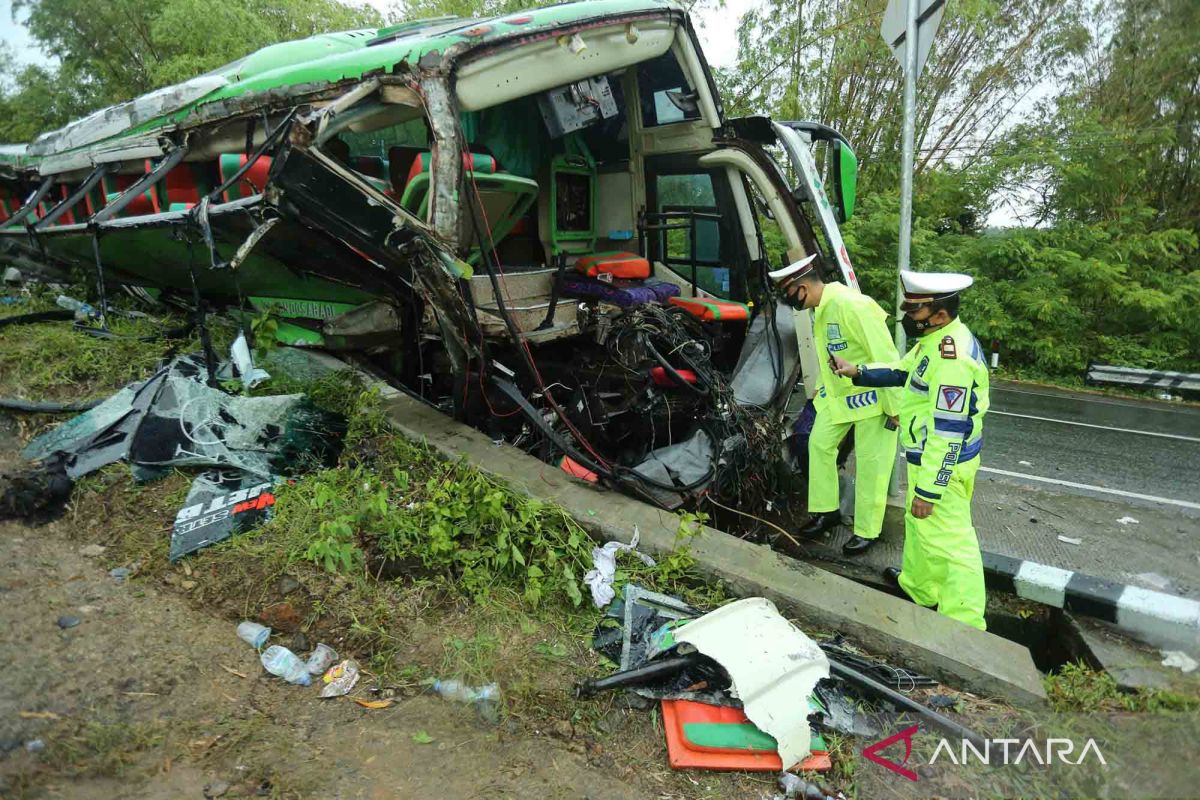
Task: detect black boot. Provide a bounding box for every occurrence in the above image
[799,511,841,538]
[882,567,902,589]
[842,535,877,555]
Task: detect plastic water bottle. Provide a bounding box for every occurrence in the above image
[236,621,270,649]
[432,680,500,721]
[260,645,312,686]
[55,295,101,321]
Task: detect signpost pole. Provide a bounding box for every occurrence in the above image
[889,0,921,496]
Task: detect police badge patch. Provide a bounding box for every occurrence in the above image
[827,323,841,339]
[939,336,957,359]
[936,385,968,412]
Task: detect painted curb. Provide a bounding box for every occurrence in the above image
[984,552,1200,648]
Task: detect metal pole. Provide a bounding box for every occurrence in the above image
[890,0,920,497]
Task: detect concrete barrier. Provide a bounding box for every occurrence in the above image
[376,387,1047,708]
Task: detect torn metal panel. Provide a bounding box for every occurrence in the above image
[632,428,714,500]
[731,302,800,407]
[675,598,830,769]
[228,217,280,270]
[170,469,276,561]
[27,76,228,158]
[322,300,402,344]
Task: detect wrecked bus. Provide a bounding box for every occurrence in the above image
[0,0,861,510]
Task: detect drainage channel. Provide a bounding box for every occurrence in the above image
[705,504,1087,676]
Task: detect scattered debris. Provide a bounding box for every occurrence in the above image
[817,639,935,691]
[202,779,231,799]
[56,615,80,629]
[432,679,500,722]
[109,567,131,581]
[353,698,393,710]
[320,660,359,698]
[236,621,271,649]
[661,697,831,772]
[777,772,841,799]
[1117,516,1140,525]
[24,739,45,754]
[1057,535,1083,546]
[1018,460,1033,467]
[411,731,435,744]
[219,665,248,680]
[77,605,100,614]
[260,645,312,686]
[0,457,73,525]
[583,526,656,607]
[78,543,106,558]
[18,711,61,720]
[228,331,270,390]
[20,353,345,561]
[1162,651,1198,673]
[926,694,959,711]
[304,644,338,676]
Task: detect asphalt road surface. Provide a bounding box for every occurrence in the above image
[983,382,1200,513]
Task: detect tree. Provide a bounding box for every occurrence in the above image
[718,0,1089,192]
[0,0,383,143]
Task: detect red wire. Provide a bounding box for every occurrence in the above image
[459,138,611,469]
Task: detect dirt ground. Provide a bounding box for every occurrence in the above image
[0,413,777,800]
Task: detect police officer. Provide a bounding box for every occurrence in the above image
[832,270,990,630]
[771,255,900,555]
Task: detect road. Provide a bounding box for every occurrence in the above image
[983,381,1200,512]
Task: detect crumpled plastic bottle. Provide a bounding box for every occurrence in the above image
[432,679,501,721]
[260,645,312,686]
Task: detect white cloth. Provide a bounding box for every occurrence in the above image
[583,526,656,608]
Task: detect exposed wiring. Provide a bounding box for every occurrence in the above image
[705,494,803,549]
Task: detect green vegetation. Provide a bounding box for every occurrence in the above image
[1045,662,1200,713]
[730,0,1199,381]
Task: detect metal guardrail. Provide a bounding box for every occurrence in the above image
[1086,363,1200,393]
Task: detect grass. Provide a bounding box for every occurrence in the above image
[1045,661,1200,713]
[0,283,236,408]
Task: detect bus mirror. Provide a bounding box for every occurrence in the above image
[831,140,857,222]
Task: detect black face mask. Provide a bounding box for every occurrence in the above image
[901,313,933,338]
[780,288,807,310]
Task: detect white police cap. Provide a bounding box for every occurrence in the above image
[767,253,818,284]
[900,270,973,310]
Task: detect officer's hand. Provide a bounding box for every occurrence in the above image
[832,357,858,377]
[911,497,934,518]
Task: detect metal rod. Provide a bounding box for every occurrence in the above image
[575,654,702,699]
[1,177,55,230]
[689,209,698,294]
[92,147,189,223]
[204,108,298,205]
[828,659,986,749]
[36,165,111,229]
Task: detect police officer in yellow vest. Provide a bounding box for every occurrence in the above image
[770,255,900,555]
[832,270,990,631]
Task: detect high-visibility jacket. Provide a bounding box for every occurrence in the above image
[855,317,990,504]
[811,282,900,423]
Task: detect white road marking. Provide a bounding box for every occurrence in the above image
[989,409,1200,443]
[979,467,1200,511]
[993,385,1198,416]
